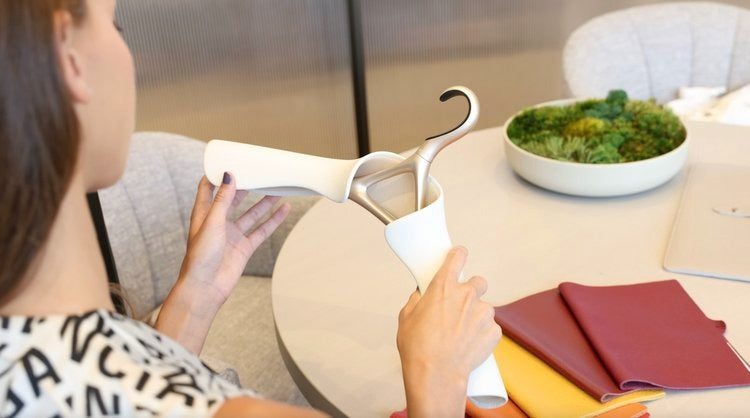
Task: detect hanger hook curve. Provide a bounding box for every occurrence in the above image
[417,86,480,162]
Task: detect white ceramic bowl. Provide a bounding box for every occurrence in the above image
[502,98,689,197]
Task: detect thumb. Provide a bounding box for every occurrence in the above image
[206,171,237,223]
[399,288,422,319]
[407,288,421,305]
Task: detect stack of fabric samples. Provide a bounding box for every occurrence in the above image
[473,279,750,417]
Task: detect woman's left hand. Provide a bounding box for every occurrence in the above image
[155,172,290,353]
[179,172,290,304]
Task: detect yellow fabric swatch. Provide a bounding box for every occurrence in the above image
[494,338,665,418]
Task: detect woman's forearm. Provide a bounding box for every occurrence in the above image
[215,396,328,417]
[402,361,467,417]
[153,278,224,354]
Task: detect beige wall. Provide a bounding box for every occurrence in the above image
[119,0,750,157]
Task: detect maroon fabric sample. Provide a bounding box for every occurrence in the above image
[559,280,750,390]
[494,289,651,401]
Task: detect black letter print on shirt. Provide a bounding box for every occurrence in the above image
[156,367,203,407]
[86,385,121,416]
[4,388,24,418]
[61,312,115,362]
[21,347,61,397]
[98,345,126,379]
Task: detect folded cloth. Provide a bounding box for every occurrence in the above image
[465,382,648,418]
[559,280,750,390]
[596,402,648,418]
[464,397,527,418]
[494,289,650,401]
[494,337,664,418]
[389,377,648,418]
[389,398,526,418]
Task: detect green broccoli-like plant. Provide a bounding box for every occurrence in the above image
[506,90,686,164]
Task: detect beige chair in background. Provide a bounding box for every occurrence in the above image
[563,2,750,103]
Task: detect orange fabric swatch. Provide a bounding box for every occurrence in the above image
[596,403,648,418]
[465,398,528,418]
[390,398,528,418]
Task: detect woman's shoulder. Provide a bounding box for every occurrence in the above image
[0,309,255,417]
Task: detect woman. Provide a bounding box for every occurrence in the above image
[0,0,501,416]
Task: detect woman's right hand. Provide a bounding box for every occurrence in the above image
[396,246,501,418]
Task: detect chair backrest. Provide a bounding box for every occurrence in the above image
[99,132,317,318]
[563,2,750,103]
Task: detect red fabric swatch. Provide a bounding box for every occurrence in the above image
[464,398,528,418]
[559,280,750,390]
[494,289,649,401]
[389,398,527,418]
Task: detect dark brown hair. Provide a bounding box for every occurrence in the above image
[0,0,86,303]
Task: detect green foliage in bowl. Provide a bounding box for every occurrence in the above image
[506,90,687,164]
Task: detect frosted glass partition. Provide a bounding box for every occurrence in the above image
[117,0,750,157]
[117,0,358,158]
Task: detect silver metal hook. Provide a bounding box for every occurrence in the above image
[417,86,480,163]
[348,86,480,224]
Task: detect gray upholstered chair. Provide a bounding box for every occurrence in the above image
[563,2,750,103]
[98,132,316,405]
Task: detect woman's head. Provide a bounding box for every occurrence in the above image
[0,0,134,301]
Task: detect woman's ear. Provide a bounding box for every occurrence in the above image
[53,10,90,104]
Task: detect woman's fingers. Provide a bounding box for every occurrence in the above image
[232,190,249,208]
[473,305,502,359]
[476,325,503,364]
[399,289,422,320]
[245,203,291,251]
[475,302,498,331]
[428,246,468,292]
[481,321,503,346]
[464,275,488,298]
[189,176,216,241]
[236,195,282,233]
[205,172,238,225]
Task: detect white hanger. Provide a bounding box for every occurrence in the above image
[203,87,507,408]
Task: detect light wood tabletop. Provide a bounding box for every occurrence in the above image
[272,121,750,417]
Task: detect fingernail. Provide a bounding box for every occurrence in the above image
[222,172,231,185]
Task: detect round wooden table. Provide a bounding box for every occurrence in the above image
[272,121,750,417]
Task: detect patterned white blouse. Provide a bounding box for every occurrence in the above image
[0,309,256,417]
